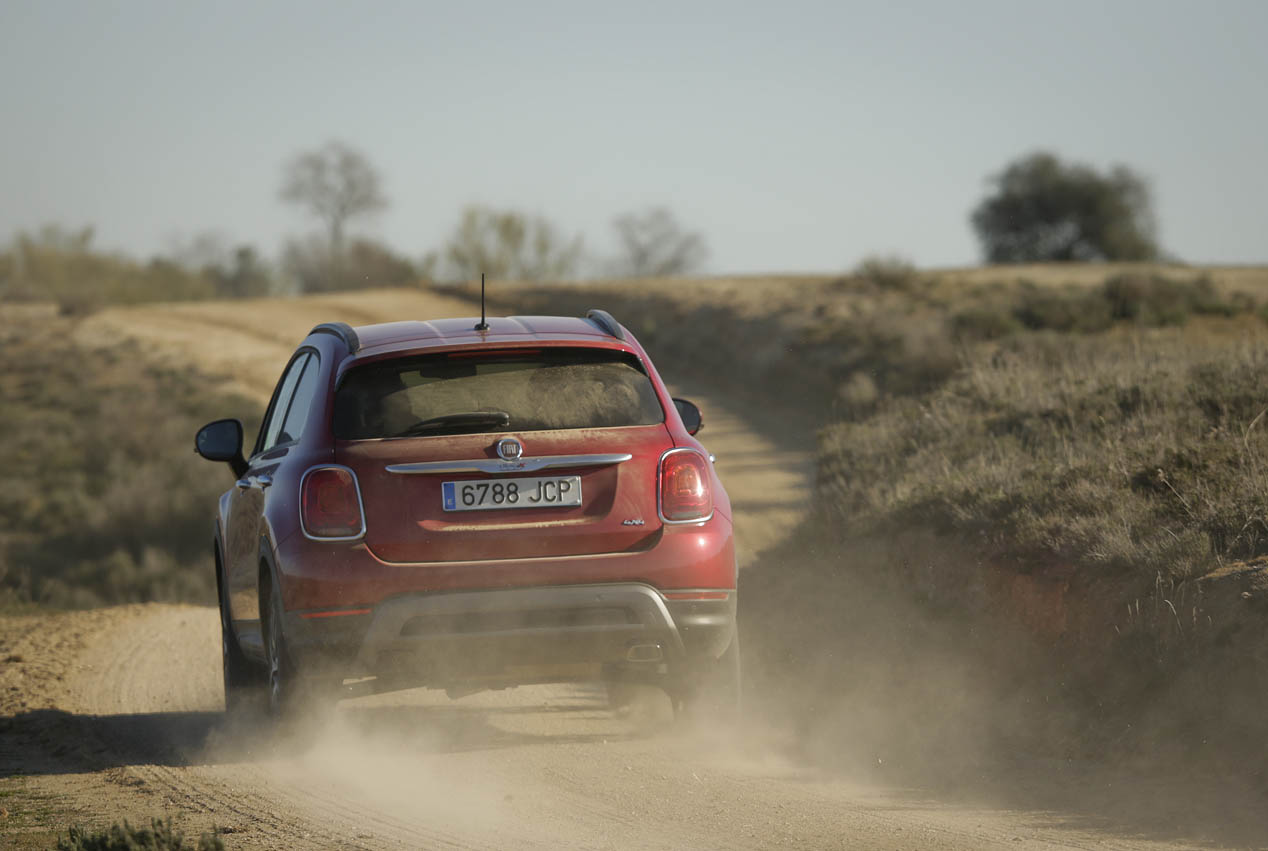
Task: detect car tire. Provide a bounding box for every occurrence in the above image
[219,564,263,715]
[670,627,742,721]
[603,679,639,716]
[222,620,263,715]
[263,577,303,719]
[262,575,340,723]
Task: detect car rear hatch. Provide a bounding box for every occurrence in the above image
[332,347,671,563]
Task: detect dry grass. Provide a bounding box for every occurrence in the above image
[484,267,1268,774]
[54,818,226,851]
[0,313,261,608]
[819,322,1268,589]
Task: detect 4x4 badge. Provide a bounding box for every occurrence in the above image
[622,518,645,526]
[496,438,523,461]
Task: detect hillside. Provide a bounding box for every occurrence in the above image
[460,264,1268,778]
[5,266,1268,848]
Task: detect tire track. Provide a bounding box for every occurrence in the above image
[68,605,494,850]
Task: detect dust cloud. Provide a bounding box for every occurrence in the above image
[740,527,1268,846]
[179,524,1268,847]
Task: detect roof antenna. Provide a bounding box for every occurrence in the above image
[474,273,489,331]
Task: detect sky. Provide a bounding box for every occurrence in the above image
[1,0,1265,274]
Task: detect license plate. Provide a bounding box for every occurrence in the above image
[442,475,582,511]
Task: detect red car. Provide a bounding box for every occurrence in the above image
[195,310,738,718]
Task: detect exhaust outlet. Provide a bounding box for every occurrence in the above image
[626,643,663,662]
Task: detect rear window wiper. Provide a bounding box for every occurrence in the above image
[394,411,511,437]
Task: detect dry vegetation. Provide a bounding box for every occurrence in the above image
[820,325,1268,581]
[476,264,1268,777]
[54,818,226,851]
[483,266,1268,593]
[0,306,260,609]
[5,261,1268,782]
[0,228,221,314]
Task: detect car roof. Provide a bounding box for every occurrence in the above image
[346,315,631,359]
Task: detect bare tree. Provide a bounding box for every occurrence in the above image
[611,207,707,277]
[439,206,583,281]
[279,141,387,285]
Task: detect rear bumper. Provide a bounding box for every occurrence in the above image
[273,511,737,612]
[284,583,736,687]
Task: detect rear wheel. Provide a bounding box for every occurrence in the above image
[263,575,338,721]
[603,679,639,716]
[263,577,303,719]
[669,627,742,721]
[222,624,263,714]
[219,558,262,714]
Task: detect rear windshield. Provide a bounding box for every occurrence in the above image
[333,348,665,439]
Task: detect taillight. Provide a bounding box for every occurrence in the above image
[659,449,713,523]
[301,466,365,539]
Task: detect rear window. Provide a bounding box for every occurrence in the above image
[333,348,665,439]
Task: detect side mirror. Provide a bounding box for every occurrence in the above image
[196,418,247,478]
[672,398,703,436]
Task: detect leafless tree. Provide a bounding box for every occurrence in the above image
[279,141,387,266]
[611,207,707,277]
[439,206,583,281]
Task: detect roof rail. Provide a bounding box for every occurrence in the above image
[585,309,626,341]
[308,321,361,354]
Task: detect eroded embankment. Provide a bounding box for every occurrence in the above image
[463,276,1268,792]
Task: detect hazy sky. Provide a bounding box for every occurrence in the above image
[2,1,1264,274]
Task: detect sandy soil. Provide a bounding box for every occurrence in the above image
[0,288,1230,848]
[4,601,1218,851]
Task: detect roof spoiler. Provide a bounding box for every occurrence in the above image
[308,321,360,354]
[585,309,626,341]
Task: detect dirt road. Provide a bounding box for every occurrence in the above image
[0,289,1221,848]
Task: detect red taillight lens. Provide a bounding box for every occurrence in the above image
[301,467,364,538]
[659,450,713,522]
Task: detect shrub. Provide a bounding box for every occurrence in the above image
[1101,272,1235,324]
[817,331,1268,590]
[949,306,1022,340]
[55,818,225,851]
[1007,273,1244,335]
[203,246,273,299]
[1012,285,1114,333]
[0,225,218,314]
[0,316,261,607]
[281,235,418,293]
[853,254,920,292]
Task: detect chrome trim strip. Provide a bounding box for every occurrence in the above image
[385,453,633,476]
[657,447,716,526]
[299,464,368,542]
[660,589,733,599]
